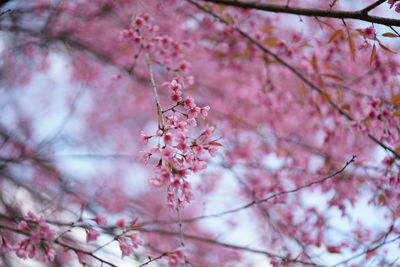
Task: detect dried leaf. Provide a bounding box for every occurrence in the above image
[391,93,400,106]
[356,29,364,35]
[393,111,400,117]
[317,19,335,30]
[298,83,307,95]
[370,44,376,65]
[348,34,356,60]
[218,4,229,12]
[341,104,351,112]
[357,178,365,183]
[224,14,234,24]
[263,37,279,46]
[379,42,397,54]
[327,246,341,254]
[261,25,274,34]
[378,194,385,204]
[208,141,223,147]
[328,29,343,43]
[311,54,318,70]
[321,91,332,102]
[382,32,399,38]
[321,73,344,81]
[337,87,343,104]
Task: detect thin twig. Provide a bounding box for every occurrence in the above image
[139,228,325,267]
[139,156,355,226]
[330,235,400,267]
[138,252,169,267]
[145,53,165,129]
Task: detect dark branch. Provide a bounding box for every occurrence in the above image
[198,0,400,27]
[361,0,386,14]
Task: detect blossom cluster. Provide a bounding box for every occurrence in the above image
[1,211,56,261]
[121,15,220,208]
[143,78,219,208]
[114,218,143,258]
[168,247,186,267]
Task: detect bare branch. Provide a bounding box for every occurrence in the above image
[198,0,400,27]
[361,0,386,14]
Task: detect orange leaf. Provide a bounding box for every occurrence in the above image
[218,4,229,12]
[379,42,397,54]
[382,32,399,38]
[328,29,343,43]
[321,73,344,81]
[311,54,318,70]
[337,87,343,104]
[327,246,341,254]
[261,25,274,34]
[263,37,279,46]
[348,34,356,60]
[378,194,385,204]
[391,94,400,106]
[370,44,376,65]
[356,29,364,35]
[298,83,307,95]
[321,91,332,102]
[208,141,223,147]
[341,104,351,112]
[357,177,365,183]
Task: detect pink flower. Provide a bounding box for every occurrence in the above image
[76,252,88,265]
[120,29,134,39]
[168,79,182,92]
[18,220,29,231]
[116,218,126,228]
[93,215,107,227]
[362,26,375,39]
[140,131,152,144]
[168,247,186,267]
[44,248,56,261]
[1,238,10,252]
[170,92,182,102]
[86,228,100,243]
[187,118,197,127]
[388,0,398,8]
[128,233,143,248]
[133,17,144,27]
[388,0,400,12]
[188,107,200,118]
[119,239,133,257]
[162,146,174,158]
[179,61,190,72]
[184,96,195,108]
[200,106,210,119]
[164,133,173,145]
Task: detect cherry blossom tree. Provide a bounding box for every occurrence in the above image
[0,0,400,266]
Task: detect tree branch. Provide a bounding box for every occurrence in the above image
[198,0,400,27]
[361,0,386,14]
[139,228,325,266]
